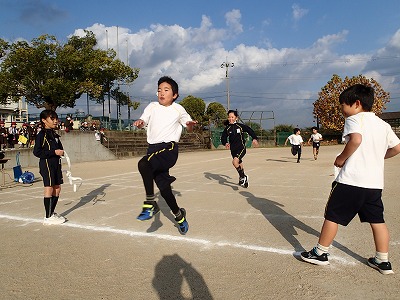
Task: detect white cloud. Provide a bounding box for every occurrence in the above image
[68,13,400,127]
[312,30,348,49]
[292,4,309,22]
[225,9,243,34]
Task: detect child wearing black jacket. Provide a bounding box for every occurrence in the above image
[221,110,259,188]
[33,110,65,225]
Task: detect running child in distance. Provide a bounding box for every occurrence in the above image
[221,110,259,188]
[300,84,400,275]
[134,76,197,235]
[308,126,323,160]
[285,128,304,163]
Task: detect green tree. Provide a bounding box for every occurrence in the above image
[0,31,139,111]
[205,102,227,128]
[313,74,390,131]
[179,95,206,125]
[275,124,295,132]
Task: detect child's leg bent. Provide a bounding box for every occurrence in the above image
[159,185,179,214]
[232,157,240,168]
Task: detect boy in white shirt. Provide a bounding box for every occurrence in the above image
[284,128,304,163]
[308,127,323,160]
[133,76,197,235]
[301,84,400,274]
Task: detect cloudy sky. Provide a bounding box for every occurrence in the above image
[1,0,399,128]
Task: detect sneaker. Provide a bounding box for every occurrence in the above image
[239,175,249,188]
[300,248,329,266]
[175,208,189,235]
[43,214,65,225]
[137,202,160,221]
[52,212,66,222]
[367,257,394,275]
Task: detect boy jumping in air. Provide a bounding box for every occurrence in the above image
[134,76,196,235]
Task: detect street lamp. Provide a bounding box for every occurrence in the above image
[221,58,234,111]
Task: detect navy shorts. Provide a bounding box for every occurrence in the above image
[230,146,246,164]
[39,157,63,187]
[312,141,320,149]
[324,182,384,226]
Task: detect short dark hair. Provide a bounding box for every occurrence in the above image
[339,84,374,111]
[227,109,238,117]
[311,126,318,131]
[293,127,300,134]
[158,76,179,100]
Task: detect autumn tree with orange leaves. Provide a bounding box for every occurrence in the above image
[313,74,390,131]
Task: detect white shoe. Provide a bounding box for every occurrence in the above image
[43,213,65,225]
[239,175,249,188]
[52,212,66,221]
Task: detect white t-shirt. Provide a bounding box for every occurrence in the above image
[311,133,322,142]
[139,102,192,144]
[336,112,400,189]
[288,134,303,145]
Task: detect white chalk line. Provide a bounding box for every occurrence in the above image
[0,213,356,266]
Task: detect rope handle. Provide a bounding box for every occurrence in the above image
[61,150,71,171]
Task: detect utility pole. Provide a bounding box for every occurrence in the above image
[221,58,234,111]
[106,29,110,129]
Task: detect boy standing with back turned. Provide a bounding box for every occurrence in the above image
[134,76,196,235]
[301,84,400,274]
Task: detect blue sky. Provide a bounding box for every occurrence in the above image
[1,0,400,128]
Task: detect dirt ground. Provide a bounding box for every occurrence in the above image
[1,144,399,299]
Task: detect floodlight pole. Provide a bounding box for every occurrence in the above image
[221,58,234,111]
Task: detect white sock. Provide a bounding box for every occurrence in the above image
[315,243,330,256]
[374,251,389,263]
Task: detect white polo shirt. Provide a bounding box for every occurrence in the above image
[139,102,192,144]
[336,112,400,189]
